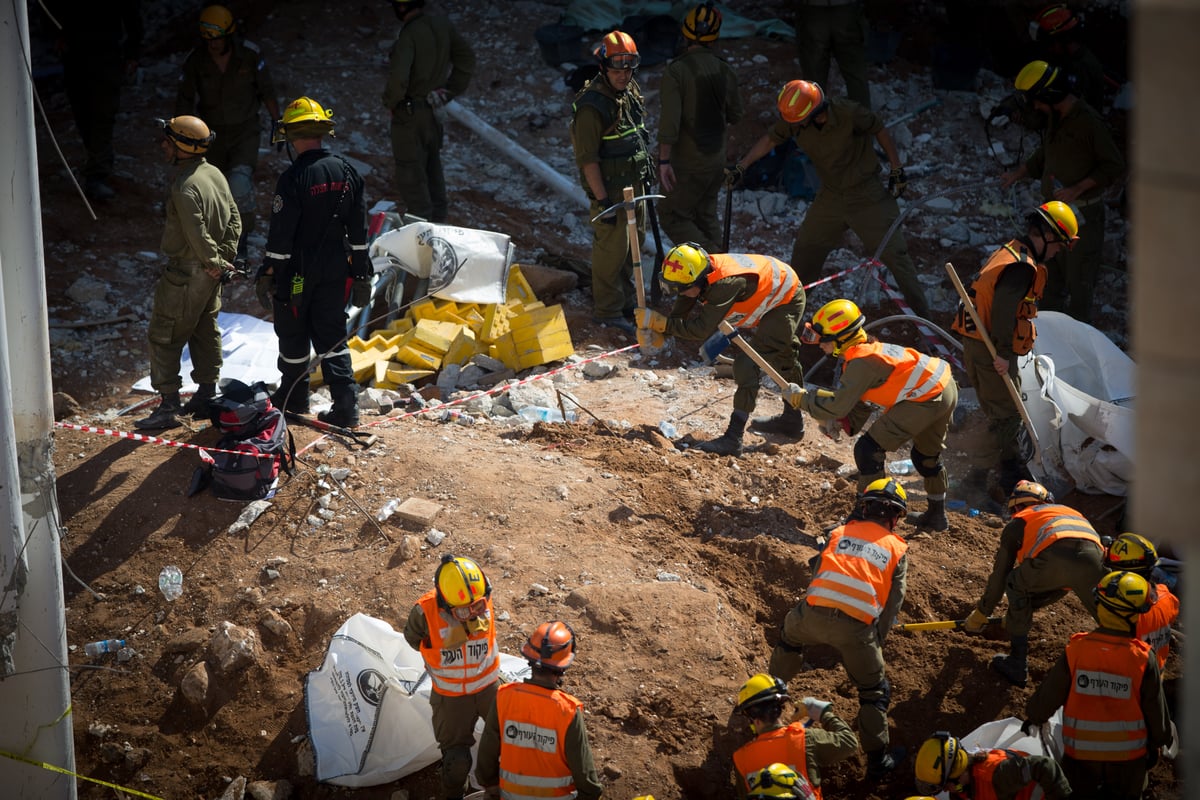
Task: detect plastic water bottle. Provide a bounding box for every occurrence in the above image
[887,459,915,475]
[658,420,679,440]
[518,406,577,423]
[439,409,476,426]
[84,639,126,657]
[376,498,401,522]
[158,566,183,601]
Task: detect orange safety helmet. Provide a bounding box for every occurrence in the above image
[595,30,640,70]
[1034,4,1080,38]
[522,620,577,673]
[777,80,825,125]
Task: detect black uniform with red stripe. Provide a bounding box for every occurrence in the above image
[263,147,370,405]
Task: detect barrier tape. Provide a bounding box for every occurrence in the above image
[867,268,964,371]
[0,748,165,800]
[53,422,275,461]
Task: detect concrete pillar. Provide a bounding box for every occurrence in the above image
[1131,0,1200,774]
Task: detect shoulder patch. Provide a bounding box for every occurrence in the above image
[272,194,283,214]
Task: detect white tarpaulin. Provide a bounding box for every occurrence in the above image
[305,613,530,788]
[370,222,513,305]
[1018,311,1134,496]
[132,311,278,394]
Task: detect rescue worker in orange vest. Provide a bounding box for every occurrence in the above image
[963,480,1106,687]
[1024,571,1173,800]
[794,299,958,531]
[639,243,806,455]
[951,201,1078,503]
[475,620,602,800]
[1104,533,1180,670]
[767,478,909,781]
[731,674,858,799]
[911,729,1072,799]
[403,555,500,800]
[747,762,818,800]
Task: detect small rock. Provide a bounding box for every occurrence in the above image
[88,722,115,739]
[209,621,259,676]
[98,740,126,764]
[218,776,247,800]
[425,528,447,546]
[529,583,551,596]
[556,485,569,500]
[163,627,210,655]
[266,556,289,568]
[259,609,293,639]
[295,739,315,777]
[264,568,282,581]
[180,661,211,706]
[582,361,616,379]
[247,779,294,800]
[390,791,410,800]
[656,571,682,582]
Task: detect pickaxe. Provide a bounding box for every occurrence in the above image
[893,616,1003,633]
[284,411,379,449]
[590,188,666,318]
[701,319,796,393]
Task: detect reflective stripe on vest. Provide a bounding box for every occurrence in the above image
[805,520,907,624]
[970,749,1040,800]
[1137,586,1179,669]
[731,723,821,800]
[842,341,950,408]
[497,682,582,800]
[951,240,1046,355]
[1013,504,1101,563]
[1062,631,1151,761]
[705,253,799,329]
[417,590,499,696]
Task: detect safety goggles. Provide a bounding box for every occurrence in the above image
[607,53,640,70]
[800,322,826,345]
[451,597,488,621]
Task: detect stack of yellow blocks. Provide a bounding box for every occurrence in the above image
[325,265,575,390]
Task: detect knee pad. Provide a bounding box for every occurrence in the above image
[441,745,472,782]
[227,165,255,211]
[858,677,891,713]
[854,433,887,476]
[911,446,942,478]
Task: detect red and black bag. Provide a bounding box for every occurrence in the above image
[193,380,295,501]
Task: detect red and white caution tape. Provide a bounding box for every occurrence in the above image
[53,421,274,460]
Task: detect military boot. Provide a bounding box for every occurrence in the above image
[991,634,1029,687]
[748,402,805,440]
[272,375,310,414]
[135,392,182,430]
[695,410,747,455]
[179,383,216,418]
[911,497,948,531]
[319,384,360,428]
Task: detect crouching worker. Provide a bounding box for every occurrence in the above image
[639,243,806,455]
[475,620,602,800]
[793,299,958,530]
[912,729,1072,799]
[732,673,858,798]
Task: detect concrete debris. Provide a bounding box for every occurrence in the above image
[180,661,211,706]
[210,621,259,676]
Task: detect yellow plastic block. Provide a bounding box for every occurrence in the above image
[384,363,436,385]
[431,299,459,317]
[517,339,576,370]
[480,304,511,342]
[460,306,485,331]
[443,327,479,366]
[409,298,438,321]
[412,319,462,354]
[457,303,482,319]
[507,265,537,304]
[386,317,414,335]
[509,304,566,335]
[395,343,443,370]
[490,334,519,369]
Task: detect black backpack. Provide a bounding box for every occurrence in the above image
[191,380,295,501]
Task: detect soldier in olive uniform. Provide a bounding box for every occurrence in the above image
[1032,4,1107,112]
[571,31,654,332]
[794,0,871,108]
[136,116,241,430]
[175,5,279,265]
[382,0,475,223]
[731,80,927,318]
[657,4,743,254]
[1001,61,1124,324]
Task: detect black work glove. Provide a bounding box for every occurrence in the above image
[351,278,372,308]
[595,198,616,225]
[723,164,744,188]
[1146,746,1160,771]
[888,166,908,198]
[255,274,274,311]
[1020,719,1039,737]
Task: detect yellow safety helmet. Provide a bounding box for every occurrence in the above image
[777,80,825,125]
[682,3,722,43]
[522,620,577,673]
[802,299,867,356]
[660,243,711,292]
[1007,479,1053,512]
[1014,60,1068,104]
[435,554,490,610]
[914,731,969,794]
[1031,201,1080,247]
[859,477,908,516]
[160,115,215,155]
[1094,570,1153,619]
[735,673,789,715]
[746,763,816,800]
[274,96,336,144]
[199,5,235,39]
[1104,533,1159,575]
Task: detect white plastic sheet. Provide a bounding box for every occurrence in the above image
[132,311,279,395]
[930,713,1063,800]
[370,223,513,305]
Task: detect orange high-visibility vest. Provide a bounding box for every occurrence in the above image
[841,340,951,408]
[705,253,799,329]
[1062,631,1152,761]
[1137,585,1179,669]
[732,723,821,800]
[496,682,582,800]
[952,240,1046,355]
[806,520,907,624]
[416,590,499,696]
[1012,504,1101,563]
[969,749,1038,800]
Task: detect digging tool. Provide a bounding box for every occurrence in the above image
[589,188,665,309]
[713,319,793,391]
[284,411,378,449]
[944,261,1042,465]
[646,195,665,306]
[894,616,1002,633]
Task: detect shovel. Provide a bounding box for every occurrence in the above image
[894,616,1002,633]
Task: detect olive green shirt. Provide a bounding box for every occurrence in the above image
[658,46,743,157]
[1025,99,1124,204]
[664,275,750,341]
[383,10,475,111]
[174,40,277,127]
[161,157,240,273]
[732,710,858,799]
[475,674,603,800]
[980,751,1072,800]
[767,97,883,192]
[799,345,891,434]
